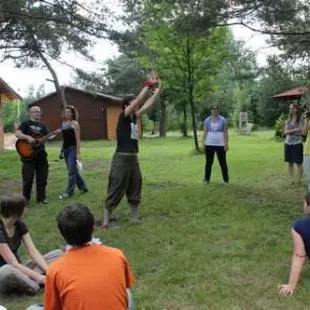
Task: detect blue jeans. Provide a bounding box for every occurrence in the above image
[63,147,87,196]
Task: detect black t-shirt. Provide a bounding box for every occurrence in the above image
[0,219,28,267]
[62,126,76,149]
[293,217,310,259]
[18,120,49,141]
[18,120,49,160]
[116,112,139,153]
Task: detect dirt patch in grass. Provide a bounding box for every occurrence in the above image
[144,181,186,189]
[84,160,108,169]
[0,178,21,195]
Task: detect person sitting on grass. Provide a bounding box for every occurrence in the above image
[36,203,135,310]
[0,193,62,296]
[279,192,310,296]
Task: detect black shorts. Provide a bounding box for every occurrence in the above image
[284,143,303,164]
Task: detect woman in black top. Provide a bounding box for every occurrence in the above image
[59,105,88,199]
[102,71,161,228]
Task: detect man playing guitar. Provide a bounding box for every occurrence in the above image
[15,106,50,205]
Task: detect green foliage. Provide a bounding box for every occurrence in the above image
[141,114,153,133]
[252,57,304,127]
[3,101,18,132]
[118,0,234,147]
[3,99,30,132]
[274,113,287,140]
[73,55,146,97]
[0,0,110,97]
[2,84,47,132]
[249,0,310,61]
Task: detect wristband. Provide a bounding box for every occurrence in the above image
[145,81,155,88]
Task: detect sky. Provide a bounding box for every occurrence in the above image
[0,19,279,98]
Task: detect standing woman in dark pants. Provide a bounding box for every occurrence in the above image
[202,104,229,184]
[284,103,304,186]
[59,106,88,199]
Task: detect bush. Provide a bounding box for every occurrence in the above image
[251,123,258,131]
[274,113,287,140]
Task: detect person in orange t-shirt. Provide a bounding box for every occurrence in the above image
[43,203,135,310]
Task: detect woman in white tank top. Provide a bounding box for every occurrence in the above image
[202,104,229,184]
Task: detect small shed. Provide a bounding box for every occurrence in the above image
[28,87,142,140]
[0,77,22,150]
[273,85,310,105]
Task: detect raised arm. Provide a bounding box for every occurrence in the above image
[278,229,307,296]
[135,86,161,118]
[124,71,159,117]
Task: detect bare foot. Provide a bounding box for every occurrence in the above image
[101,223,109,230]
[130,218,142,224]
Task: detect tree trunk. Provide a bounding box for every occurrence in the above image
[182,105,188,137]
[151,121,157,135]
[159,100,167,137]
[188,85,200,151]
[0,95,4,150]
[186,36,200,151]
[34,41,67,111]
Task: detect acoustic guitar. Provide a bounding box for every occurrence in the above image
[16,124,71,161]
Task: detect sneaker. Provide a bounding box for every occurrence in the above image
[59,193,71,199]
[202,179,209,184]
[80,189,88,194]
[37,199,48,204]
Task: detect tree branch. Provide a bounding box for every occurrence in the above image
[31,36,67,110]
[0,9,109,38]
[219,21,310,36]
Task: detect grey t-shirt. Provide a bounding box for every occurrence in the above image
[285,119,304,145]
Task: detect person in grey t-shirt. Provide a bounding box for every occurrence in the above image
[202,104,229,184]
[284,103,304,186]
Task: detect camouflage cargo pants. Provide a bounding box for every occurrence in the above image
[105,153,142,211]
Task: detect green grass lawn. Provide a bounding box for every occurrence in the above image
[1,131,310,309]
